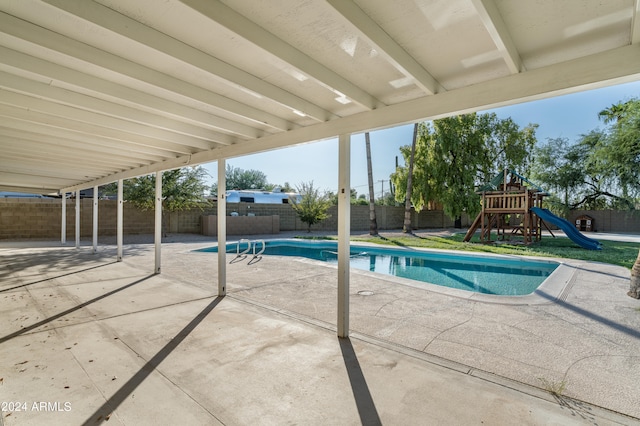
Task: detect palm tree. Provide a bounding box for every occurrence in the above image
[365,132,378,236]
[403,123,418,233]
[630,250,640,299]
[598,101,631,124]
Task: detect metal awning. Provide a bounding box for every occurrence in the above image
[1,0,639,194]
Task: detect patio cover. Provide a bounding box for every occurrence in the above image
[0,0,639,194]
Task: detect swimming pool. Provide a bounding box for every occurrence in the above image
[199,239,559,296]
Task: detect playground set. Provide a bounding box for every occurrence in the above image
[463,169,602,250]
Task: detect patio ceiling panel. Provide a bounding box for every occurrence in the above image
[0,0,638,195]
[0,119,185,160]
[0,47,266,139]
[496,0,634,69]
[0,90,226,150]
[39,0,339,123]
[633,0,640,44]
[0,72,238,146]
[180,0,383,112]
[1,144,141,173]
[0,131,162,168]
[0,8,295,132]
[0,109,201,157]
[325,0,444,95]
[470,0,523,74]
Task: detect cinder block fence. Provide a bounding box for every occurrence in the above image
[3,198,637,240]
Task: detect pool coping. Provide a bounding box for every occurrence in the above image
[212,238,579,306]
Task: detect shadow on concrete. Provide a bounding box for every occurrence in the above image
[82,296,225,426]
[537,290,640,340]
[0,246,148,287]
[229,254,247,264]
[0,275,154,345]
[338,337,382,426]
[571,263,630,281]
[553,393,599,423]
[0,261,117,293]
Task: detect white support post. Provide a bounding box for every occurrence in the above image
[337,133,351,338]
[61,192,66,245]
[75,190,80,248]
[154,171,162,274]
[117,179,123,262]
[217,159,227,296]
[92,186,98,253]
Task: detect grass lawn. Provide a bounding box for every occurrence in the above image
[301,233,639,270]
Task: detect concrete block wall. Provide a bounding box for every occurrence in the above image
[0,198,474,240]
[568,210,640,233]
[202,215,280,236]
[11,198,628,240]
[0,198,155,239]
[195,204,470,233]
[0,198,63,240]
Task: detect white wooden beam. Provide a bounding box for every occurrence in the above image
[92,185,98,253]
[0,108,195,157]
[0,161,107,181]
[0,11,296,132]
[0,150,131,173]
[0,116,186,159]
[0,135,155,170]
[0,172,80,188]
[181,0,382,110]
[0,131,166,166]
[0,47,267,139]
[61,192,66,245]
[117,179,123,262]
[337,133,351,338]
[75,190,80,249]
[0,71,239,145]
[62,44,640,193]
[217,159,226,297]
[326,0,443,94]
[0,184,59,194]
[0,90,225,149]
[632,0,640,45]
[39,1,336,123]
[470,0,524,73]
[154,171,162,274]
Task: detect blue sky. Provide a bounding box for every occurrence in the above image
[202,80,640,197]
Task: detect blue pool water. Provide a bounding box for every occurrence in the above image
[198,240,558,296]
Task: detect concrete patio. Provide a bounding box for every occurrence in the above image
[1,232,639,425]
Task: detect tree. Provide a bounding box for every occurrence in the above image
[597,99,640,201]
[121,166,210,235]
[327,188,367,205]
[600,100,640,300]
[530,137,589,214]
[403,123,418,233]
[391,113,537,220]
[531,98,640,210]
[378,191,400,206]
[291,181,332,232]
[272,182,295,193]
[365,132,378,236]
[598,101,633,124]
[211,165,269,194]
[630,250,640,299]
